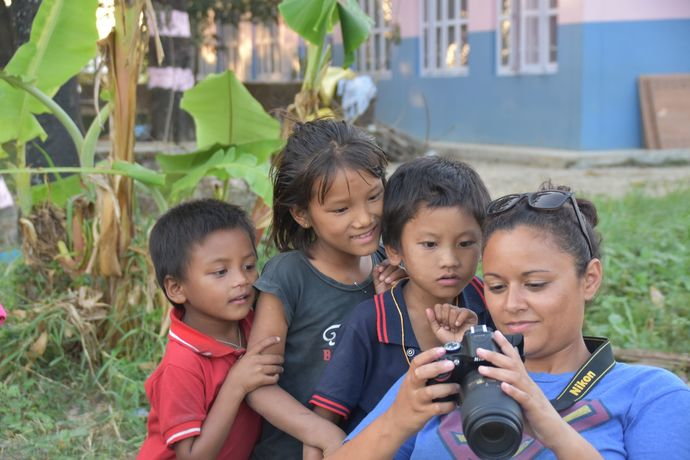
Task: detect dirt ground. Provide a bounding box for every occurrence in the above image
[443,160,690,199]
[2,160,689,251]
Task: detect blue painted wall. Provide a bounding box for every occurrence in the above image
[370,26,584,149]
[339,18,690,150]
[580,19,690,149]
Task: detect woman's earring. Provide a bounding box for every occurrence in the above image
[399,261,406,271]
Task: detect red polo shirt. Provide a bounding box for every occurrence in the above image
[137,308,260,459]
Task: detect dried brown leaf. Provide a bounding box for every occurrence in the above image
[649,286,665,309]
[29,331,48,358]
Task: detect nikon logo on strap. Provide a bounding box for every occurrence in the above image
[568,370,597,396]
[550,337,615,412]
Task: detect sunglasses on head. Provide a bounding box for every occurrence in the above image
[487,190,594,260]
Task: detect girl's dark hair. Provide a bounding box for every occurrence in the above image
[383,156,491,251]
[270,119,388,252]
[483,182,602,276]
[149,198,256,309]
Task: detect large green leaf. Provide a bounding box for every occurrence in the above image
[30,174,82,208]
[111,161,166,186]
[337,0,373,68]
[279,0,337,46]
[159,146,273,205]
[279,0,370,68]
[237,139,286,164]
[180,71,281,150]
[155,144,226,174]
[0,0,98,148]
[169,148,232,201]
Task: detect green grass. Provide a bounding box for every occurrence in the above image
[586,188,690,353]
[1,187,689,457]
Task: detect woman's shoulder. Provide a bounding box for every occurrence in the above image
[609,361,686,384]
[604,362,689,400]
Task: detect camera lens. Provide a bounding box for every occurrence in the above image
[460,371,523,460]
[479,421,506,442]
[466,415,522,459]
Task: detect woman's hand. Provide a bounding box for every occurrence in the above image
[386,347,460,438]
[475,331,576,452]
[373,260,406,294]
[323,348,460,460]
[426,304,478,344]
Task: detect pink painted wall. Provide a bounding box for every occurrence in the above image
[396,0,497,35]
[346,0,690,41]
[469,0,496,32]
[582,0,690,23]
[397,0,419,37]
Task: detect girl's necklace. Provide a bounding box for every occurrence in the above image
[215,329,243,349]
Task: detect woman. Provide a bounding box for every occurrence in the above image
[327,185,690,459]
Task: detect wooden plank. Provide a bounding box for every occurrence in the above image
[639,74,690,149]
[639,77,657,149]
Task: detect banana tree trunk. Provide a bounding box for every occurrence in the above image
[99,0,148,277]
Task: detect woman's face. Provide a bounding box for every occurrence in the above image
[482,225,601,368]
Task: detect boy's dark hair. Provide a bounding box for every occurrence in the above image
[270,118,388,252]
[149,198,256,309]
[383,156,490,251]
[483,182,601,277]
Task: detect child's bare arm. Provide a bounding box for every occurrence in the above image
[246,291,345,452]
[247,291,289,355]
[303,407,345,460]
[174,336,283,460]
[249,385,346,452]
[426,304,478,344]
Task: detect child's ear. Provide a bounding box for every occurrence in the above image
[164,275,187,305]
[290,207,311,229]
[384,244,403,267]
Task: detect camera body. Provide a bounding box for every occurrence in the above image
[428,325,525,460]
[429,324,525,389]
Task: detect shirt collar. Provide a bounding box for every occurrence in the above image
[168,307,252,358]
[375,279,472,349]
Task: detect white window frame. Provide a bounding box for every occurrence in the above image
[356,0,392,78]
[420,0,470,77]
[254,21,285,82]
[496,0,558,76]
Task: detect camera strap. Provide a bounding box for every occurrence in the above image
[549,336,616,412]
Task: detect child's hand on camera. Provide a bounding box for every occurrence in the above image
[373,260,407,293]
[228,336,284,394]
[426,304,478,344]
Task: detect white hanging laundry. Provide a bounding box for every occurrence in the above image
[337,75,377,122]
[0,177,14,210]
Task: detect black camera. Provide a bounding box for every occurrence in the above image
[428,325,525,460]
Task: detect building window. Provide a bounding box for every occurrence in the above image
[356,0,392,76]
[255,21,284,81]
[222,25,242,77]
[497,0,558,75]
[421,0,469,76]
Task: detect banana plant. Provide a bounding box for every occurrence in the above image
[161,70,284,240]
[278,0,371,120]
[0,0,99,213]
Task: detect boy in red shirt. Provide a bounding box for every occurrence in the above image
[138,199,342,459]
